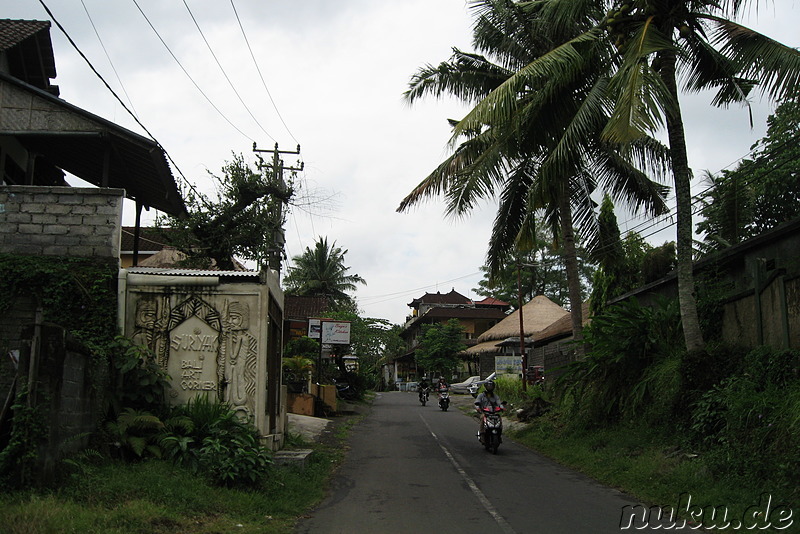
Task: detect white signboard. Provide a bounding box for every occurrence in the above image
[321,321,351,345]
[495,355,522,375]
[307,318,322,339]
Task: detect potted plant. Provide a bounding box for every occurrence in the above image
[282,355,314,393]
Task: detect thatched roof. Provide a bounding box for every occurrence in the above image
[477,295,568,342]
[464,340,503,355]
[535,301,591,344]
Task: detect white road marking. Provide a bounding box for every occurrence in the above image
[420,413,517,534]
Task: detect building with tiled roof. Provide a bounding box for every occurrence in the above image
[385,288,511,388]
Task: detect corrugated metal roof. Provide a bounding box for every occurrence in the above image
[127,267,260,278]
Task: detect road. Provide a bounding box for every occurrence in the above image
[295,391,694,533]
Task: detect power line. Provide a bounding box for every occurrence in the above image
[230,0,299,145]
[131,0,255,144]
[37,0,205,208]
[182,0,276,143]
[79,0,138,118]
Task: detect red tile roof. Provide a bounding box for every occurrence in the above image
[284,295,329,320]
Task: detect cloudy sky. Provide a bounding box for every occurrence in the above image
[6,1,798,324]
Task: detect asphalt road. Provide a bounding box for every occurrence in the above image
[294,391,696,534]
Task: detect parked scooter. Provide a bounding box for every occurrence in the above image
[438,388,450,411]
[418,385,430,406]
[477,401,506,454]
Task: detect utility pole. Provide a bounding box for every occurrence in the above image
[252,142,303,273]
[517,258,527,392]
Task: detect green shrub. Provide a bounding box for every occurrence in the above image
[556,296,683,427]
[159,395,272,488]
[688,347,800,492]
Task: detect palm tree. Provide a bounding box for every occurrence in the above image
[473,0,800,352]
[399,0,669,346]
[283,237,366,308]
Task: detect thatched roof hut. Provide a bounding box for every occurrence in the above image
[477,295,568,343]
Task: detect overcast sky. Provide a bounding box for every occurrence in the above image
[6,1,798,324]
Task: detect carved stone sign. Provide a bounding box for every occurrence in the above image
[168,315,219,402]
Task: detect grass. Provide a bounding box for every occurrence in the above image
[0,423,350,534]
[506,402,799,533]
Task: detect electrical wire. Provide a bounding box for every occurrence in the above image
[131,0,255,144]
[230,0,299,145]
[37,0,207,209]
[79,0,138,118]
[182,0,276,143]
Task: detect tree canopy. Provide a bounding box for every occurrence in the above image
[415,319,467,379]
[697,92,800,252]
[282,237,366,309]
[156,153,292,271]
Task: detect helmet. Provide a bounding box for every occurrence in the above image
[484,380,495,392]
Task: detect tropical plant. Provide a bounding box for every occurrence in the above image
[697,92,800,254]
[159,395,272,488]
[556,296,683,426]
[104,408,165,461]
[107,336,172,418]
[415,319,467,378]
[399,0,670,351]
[688,347,800,489]
[282,356,314,392]
[156,152,293,270]
[282,237,366,309]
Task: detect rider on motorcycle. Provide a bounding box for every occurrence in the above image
[418,376,430,402]
[474,380,503,432]
[435,377,449,394]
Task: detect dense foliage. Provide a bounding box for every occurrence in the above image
[155,152,294,270]
[697,93,800,252]
[550,295,799,502]
[414,319,467,378]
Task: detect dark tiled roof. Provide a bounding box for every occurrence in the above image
[284,295,329,320]
[421,307,508,320]
[408,288,471,308]
[0,20,57,94]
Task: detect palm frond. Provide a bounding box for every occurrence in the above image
[708,16,800,102]
[405,48,513,105]
[454,28,604,139]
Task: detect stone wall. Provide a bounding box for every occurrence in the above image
[16,323,96,486]
[0,185,124,259]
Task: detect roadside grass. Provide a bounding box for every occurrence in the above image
[0,424,349,534]
[507,401,798,532]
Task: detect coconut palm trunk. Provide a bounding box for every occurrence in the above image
[557,192,585,356]
[660,51,705,352]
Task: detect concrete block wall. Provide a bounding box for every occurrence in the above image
[0,185,124,259]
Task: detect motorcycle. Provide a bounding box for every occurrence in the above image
[477,401,506,454]
[418,386,430,406]
[437,388,450,411]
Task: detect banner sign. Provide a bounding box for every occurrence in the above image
[307,318,322,339]
[321,321,351,345]
[495,355,522,375]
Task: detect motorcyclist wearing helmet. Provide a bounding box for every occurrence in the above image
[474,379,504,436]
[435,377,449,393]
[418,376,430,402]
[474,379,502,410]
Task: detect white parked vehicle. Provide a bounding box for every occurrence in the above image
[467,372,497,397]
[450,373,497,396]
[449,376,482,394]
